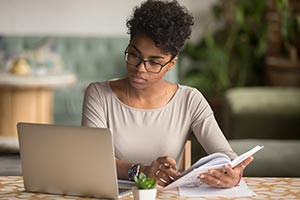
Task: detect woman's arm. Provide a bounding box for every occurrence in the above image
[116,159,133,180]
[81,83,107,127]
[189,89,253,188]
[189,89,237,159]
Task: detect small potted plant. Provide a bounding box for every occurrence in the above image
[133,173,157,200]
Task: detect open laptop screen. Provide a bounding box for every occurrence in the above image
[17,123,132,199]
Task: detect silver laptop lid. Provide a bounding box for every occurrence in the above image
[17,122,122,199]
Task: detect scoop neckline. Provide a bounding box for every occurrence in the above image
[106,81,181,112]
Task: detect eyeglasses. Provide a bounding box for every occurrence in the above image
[124,48,175,74]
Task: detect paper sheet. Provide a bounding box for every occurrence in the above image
[179,180,256,197]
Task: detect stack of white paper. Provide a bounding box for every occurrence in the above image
[179,180,256,197]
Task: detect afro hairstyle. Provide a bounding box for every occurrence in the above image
[126,0,194,56]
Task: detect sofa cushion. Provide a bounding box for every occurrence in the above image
[229,139,300,177]
[224,87,300,139]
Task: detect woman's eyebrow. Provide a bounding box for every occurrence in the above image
[131,45,165,59]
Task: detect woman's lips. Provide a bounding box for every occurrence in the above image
[131,75,147,83]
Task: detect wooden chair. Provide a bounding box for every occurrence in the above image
[178,140,191,171]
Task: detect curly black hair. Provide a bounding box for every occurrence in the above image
[126,0,194,56]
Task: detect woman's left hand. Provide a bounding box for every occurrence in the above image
[198,156,253,188]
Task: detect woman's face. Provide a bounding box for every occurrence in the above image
[125,34,176,89]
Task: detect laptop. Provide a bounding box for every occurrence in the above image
[17,122,134,199]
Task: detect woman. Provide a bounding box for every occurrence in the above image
[82,0,253,188]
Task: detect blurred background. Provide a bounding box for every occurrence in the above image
[0,0,299,177]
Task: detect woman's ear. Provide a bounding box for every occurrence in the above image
[167,57,178,71]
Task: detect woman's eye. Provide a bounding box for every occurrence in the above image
[148,61,160,66]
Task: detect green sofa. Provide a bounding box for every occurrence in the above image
[224,87,300,177]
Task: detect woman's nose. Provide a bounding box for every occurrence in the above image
[136,61,147,72]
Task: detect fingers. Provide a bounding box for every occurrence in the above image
[198,164,242,188]
[157,156,177,170]
[155,167,179,187]
[198,173,224,188]
[235,156,254,173]
[244,156,254,166]
[199,171,234,188]
[196,157,255,188]
[208,169,228,181]
[155,169,172,186]
[152,156,180,187]
[224,165,236,178]
[156,156,180,178]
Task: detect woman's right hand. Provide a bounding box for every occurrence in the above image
[142,156,181,187]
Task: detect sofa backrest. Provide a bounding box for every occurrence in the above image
[224,87,300,139]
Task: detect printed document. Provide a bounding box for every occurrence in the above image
[179,180,256,197]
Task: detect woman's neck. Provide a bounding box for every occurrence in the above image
[126,79,169,109]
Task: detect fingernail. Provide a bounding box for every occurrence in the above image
[200,174,205,179]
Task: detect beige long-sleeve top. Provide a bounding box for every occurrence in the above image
[81,81,237,165]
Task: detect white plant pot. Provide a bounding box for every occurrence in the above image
[132,187,157,200]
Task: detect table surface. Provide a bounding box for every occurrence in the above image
[0,176,299,200]
[0,73,76,88]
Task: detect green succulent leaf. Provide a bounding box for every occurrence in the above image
[134,173,156,189]
[134,176,140,188]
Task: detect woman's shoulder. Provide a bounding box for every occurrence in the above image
[177,84,205,99]
[85,79,126,99]
[84,81,111,97]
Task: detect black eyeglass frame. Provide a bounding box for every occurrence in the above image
[124,46,176,74]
